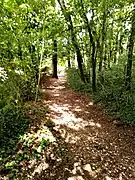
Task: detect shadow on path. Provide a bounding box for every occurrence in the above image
[32,76,135,180]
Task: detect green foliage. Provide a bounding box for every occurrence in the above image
[0,105,29,146]
[0,126,55,178]
[66,67,91,92]
[67,66,135,123]
[0,70,34,108]
[95,64,135,123]
[0,68,32,150]
[0,104,29,178]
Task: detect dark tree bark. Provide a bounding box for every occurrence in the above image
[67,39,71,68]
[108,22,113,68]
[99,8,106,72]
[57,0,85,83]
[125,8,135,90]
[119,33,124,55]
[114,32,119,63]
[98,0,107,84]
[52,39,58,79]
[80,0,96,91]
[68,57,71,68]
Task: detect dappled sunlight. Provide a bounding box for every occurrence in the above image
[86,101,94,107]
[88,122,101,128]
[48,103,83,126]
[58,129,81,143]
[55,85,65,90]
[49,103,70,112]
[74,106,82,112]
[41,89,46,92]
[68,176,85,180]
[67,162,99,179]
[1,0,135,178]
[75,100,80,102]
[105,176,112,180]
[19,126,56,151]
[0,121,57,179]
[84,111,90,114]
[26,76,135,180]
[49,105,102,131]
[32,161,49,177]
[1,76,132,180]
[53,93,60,97]
[13,127,55,174]
[47,85,65,90]
[44,100,52,103]
[47,101,102,131]
[3,74,131,180]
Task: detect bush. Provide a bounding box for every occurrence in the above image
[66,67,91,92]
[66,66,135,124]
[95,65,135,123]
[0,68,31,147]
[0,104,29,146]
[0,68,36,109]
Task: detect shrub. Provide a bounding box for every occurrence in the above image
[66,66,135,124]
[66,67,91,92]
[0,104,29,146]
[95,65,135,123]
[0,68,31,147]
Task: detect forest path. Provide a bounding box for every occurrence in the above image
[39,76,135,180]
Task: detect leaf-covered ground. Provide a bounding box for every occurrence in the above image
[34,76,135,180]
[1,76,135,180]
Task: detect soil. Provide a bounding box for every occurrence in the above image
[30,76,135,180]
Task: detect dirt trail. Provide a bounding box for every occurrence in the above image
[37,76,135,180]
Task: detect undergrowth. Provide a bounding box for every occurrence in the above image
[66,66,135,124]
[66,68,91,92]
[0,102,54,179]
[0,68,52,179]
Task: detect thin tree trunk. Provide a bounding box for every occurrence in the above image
[52,39,58,79]
[98,0,108,85]
[114,32,119,63]
[57,0,85,83]
[68,58,71,68]
[119,33,124,55]
[108,22,113,67]
[125,8,135,90]
[80,0,96,91]
[67,39,71,68]
[99,0,107,73]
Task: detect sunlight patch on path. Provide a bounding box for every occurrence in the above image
[67,162,99,180]
[68,176,85,180]
[38,77,135,180]
[32,161,49,177]
[48,103,102,131]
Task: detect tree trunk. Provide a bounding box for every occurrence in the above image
[67,40,71,68]
[108,22,113,68]
[114,32,119,63]
[29,44,39,85]
[125,8,135,90]
[98,0,107,83]
[80,0,96,91]
[57,0,85,83]
[119,33,124,55]
[68,57,71,68]
[52,39,58,79]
